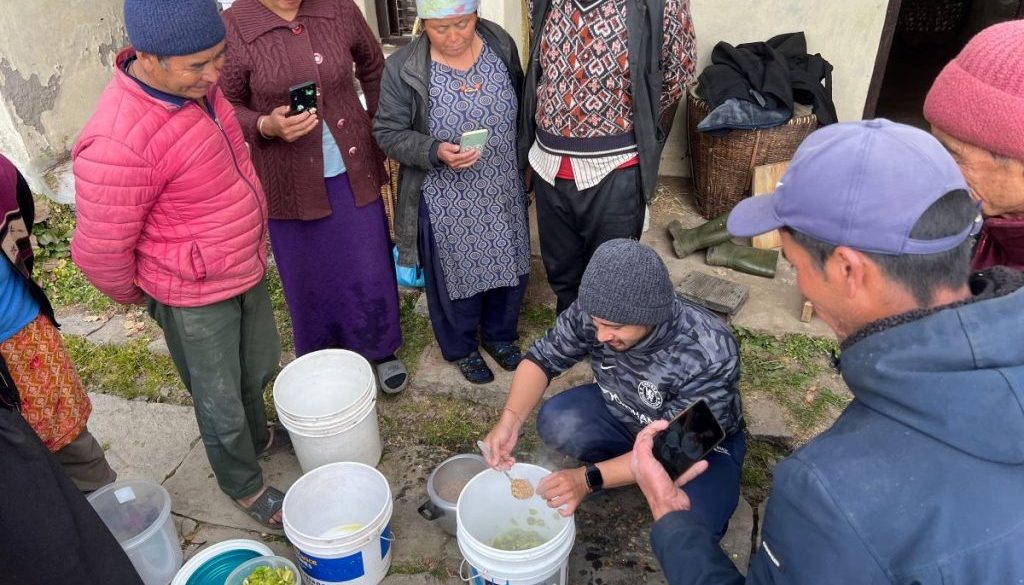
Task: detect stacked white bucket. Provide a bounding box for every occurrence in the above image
[273,349,382,472]
[457,464,576,585]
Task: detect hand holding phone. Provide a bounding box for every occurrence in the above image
[652,398,726,480]
[459,128,488,154]
[289,81,318,116]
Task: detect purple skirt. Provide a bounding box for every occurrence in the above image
[268,173,401,361]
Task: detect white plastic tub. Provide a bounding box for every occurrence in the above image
[283,462,394,585]
[273,349,382,472]
[88,479,182,585]
[457,464,575,585]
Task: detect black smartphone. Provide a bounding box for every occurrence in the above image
[652,398,726,480]
[289,81,318,116]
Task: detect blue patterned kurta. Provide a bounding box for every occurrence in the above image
[421,40,530,300]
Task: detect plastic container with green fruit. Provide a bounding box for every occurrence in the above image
[224,555,300,585]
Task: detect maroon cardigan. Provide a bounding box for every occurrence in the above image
[221,0,385,220]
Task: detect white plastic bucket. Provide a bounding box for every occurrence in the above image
[273,349,382,472]
[283,462,394,585]
[88,479,182,585]
[456,464,575,585]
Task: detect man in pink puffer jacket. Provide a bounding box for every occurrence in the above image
[72,0,287,530]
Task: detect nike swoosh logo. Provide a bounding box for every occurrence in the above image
[599,364,616,370]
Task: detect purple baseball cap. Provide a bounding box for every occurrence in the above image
[727,119,973,255]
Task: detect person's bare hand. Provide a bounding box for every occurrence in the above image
[536,467,588,517]
[631,420,709,522]
[437,142,481,169]
[260,105,318,143]
[482,410,520,470]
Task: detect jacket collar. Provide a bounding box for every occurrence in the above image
[113,48,219,112]
[228,0,337,44]
[841,266,1024,351]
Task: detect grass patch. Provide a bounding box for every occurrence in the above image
[519,300,556,344]
[65,335,188,404]
[740,438,789,506]
[380,394,495,453]
[39,259,115,313]
[735,328,847,437]
[396,292,432,374]
[264,265,294,355]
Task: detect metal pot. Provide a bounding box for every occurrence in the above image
[418,454,487,536]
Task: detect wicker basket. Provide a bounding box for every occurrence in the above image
[686,87,817,219]
[380,158,401,239]
[896,0,971,46]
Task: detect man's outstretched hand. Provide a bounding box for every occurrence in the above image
[631,420,709,521]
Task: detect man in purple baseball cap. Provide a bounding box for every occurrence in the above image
[630,119,1024,583]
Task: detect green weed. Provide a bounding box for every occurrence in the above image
[64,335,188,404]
[396,292,432,374]
[735,328,847,437]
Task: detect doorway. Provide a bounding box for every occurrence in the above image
[865,0,1023,127]
[375,0,418,45]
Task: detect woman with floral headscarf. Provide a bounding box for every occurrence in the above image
[374,0,531,384]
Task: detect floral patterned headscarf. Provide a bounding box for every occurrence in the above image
[415,0,479,19]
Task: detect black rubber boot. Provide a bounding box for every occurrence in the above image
[705,241,779,278]
[667,213,731,258]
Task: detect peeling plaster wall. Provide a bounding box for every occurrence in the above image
[479,1,889,177]
[0,0,125,197]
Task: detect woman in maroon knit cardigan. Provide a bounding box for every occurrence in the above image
[221,0,407,393]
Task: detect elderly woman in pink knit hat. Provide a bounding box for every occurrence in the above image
[924,19,1024,271]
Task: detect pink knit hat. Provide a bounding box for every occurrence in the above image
[923,19,1024,162]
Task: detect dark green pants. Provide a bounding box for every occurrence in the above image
[147,279,281,499]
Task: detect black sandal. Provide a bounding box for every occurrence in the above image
[482,342,523,372]
[455,351,494,384]
[232,486,285,532]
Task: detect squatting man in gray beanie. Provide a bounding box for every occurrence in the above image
[482,239,746,538]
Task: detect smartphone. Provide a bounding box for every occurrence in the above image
[289,81,318,116]
[652,398,726,480]
[459,129,489,154]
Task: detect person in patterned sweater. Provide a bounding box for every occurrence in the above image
[482,239,745,539]
[519,0,696,313]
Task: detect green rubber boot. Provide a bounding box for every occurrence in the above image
[667,213,731,258]
[706,241,780,279]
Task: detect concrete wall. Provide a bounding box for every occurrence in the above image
[479,0,890,177]
[0,0,125,199]
[0,0,892,195]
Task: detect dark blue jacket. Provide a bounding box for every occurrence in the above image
[651,268,1024,584]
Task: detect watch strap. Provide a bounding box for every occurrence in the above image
[585,463,604,492]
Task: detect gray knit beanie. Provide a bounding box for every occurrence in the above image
[124,0,226,57]
[578,239,674,325]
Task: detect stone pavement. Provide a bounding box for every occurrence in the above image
[88,392,754,584]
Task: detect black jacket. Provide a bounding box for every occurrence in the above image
[697,32,837,127]
[373,19,524,267]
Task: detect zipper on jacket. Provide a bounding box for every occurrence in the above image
[211,112,268,273]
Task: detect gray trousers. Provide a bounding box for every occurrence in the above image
[53,427,117,493]
[147,278,281,499]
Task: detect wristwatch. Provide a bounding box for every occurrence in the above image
[584,464,604,493]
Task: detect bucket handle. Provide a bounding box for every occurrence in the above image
[458,559,507,585]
